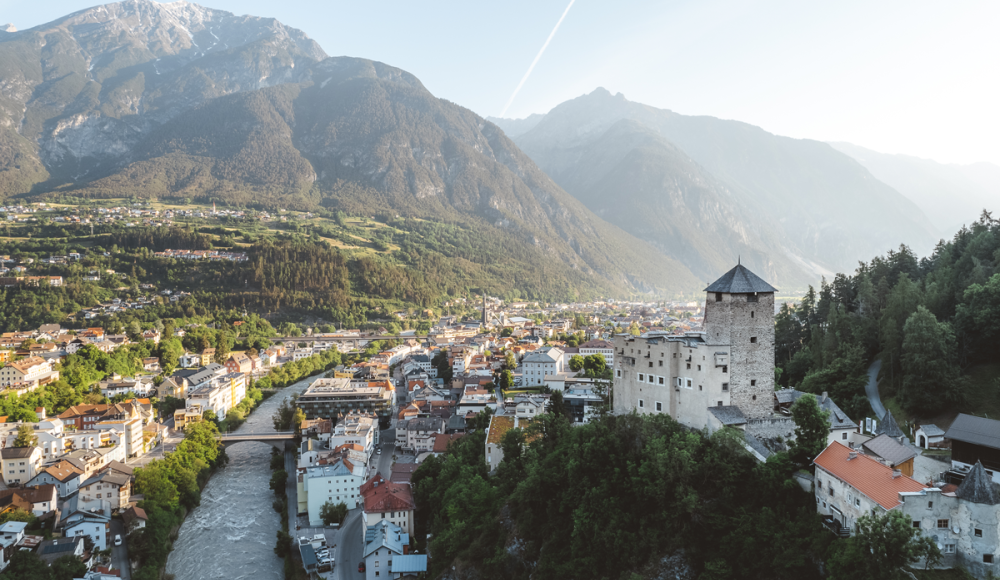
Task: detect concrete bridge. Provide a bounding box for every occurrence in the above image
[272,335,421,349]
[217,431,296,451]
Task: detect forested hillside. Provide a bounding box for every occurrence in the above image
[775,211,1000,421]
[0,2,703,297]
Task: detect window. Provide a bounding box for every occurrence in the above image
[697,365,701,371]
[686,363,691,370]
[976,528,984,537]
[658,377,664,385]
[648,375,654,384]
[842,432,848,440]
[638,399,644,408]
[722,365,728,373]
[748,294,759,303]
[698,385,702,391]
[655,402,662,412]
[658,360,663,367]
[854,497,860,507]
[817,481,822,489]
[717,401,723,406]
[912,520,920,529]
[648,361,653,368]
[715,292,722,302]
[616,369,621,378]
[751,379,757,386]
[944,544,956,554]
[985,554,994,564]
[937,519,950,529]
[750,336,757,344]
[639,374,644,381]
[928,501,934,509]
[722,382,729,391]
[750,311,755,318]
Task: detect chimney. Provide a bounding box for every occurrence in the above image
[892,469,902,479]
[847,452,858,461]
[820,392,828,404]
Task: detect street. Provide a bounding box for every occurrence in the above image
[335,508,365,580]
[109,519,131,580]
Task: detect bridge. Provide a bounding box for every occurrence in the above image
[217,431,297,451]
[271,335,423,350]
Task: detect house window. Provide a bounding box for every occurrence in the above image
[976,528,983,537]
[912,520,920,529]
[944,544,956,554]
[697,365,701,371]
[655,402,662,412]
[722,383,729,391]
[842,432,848,440]
[817,481,822,489]
[985,554,994,564]
[750,337,757,344]
[937,519,950,529]
[638,399,644,408]
[928,501,934,509]
[616,370,621,378]
[648,362,653,368]
[854,498,860,507]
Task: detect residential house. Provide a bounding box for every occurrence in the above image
[179,352,200,368]
[520,347,565,386]
[36,536,85,566]
[224,353,252,375]
[302,458,367,527]
[774,389,864,447]
[78,470,131,512]
[578,339,614,366]
[395,417,445,453]
[360,474,415,537]
[1,447,42,485]
[0,485,57,516]
[62,510,111,551]
[945,414,1000,484]
[199,348,215,366]
[122,506,148,534]
[362,519,426,580]
[813,441,924,536]
[25,461,84,498]
[0,356,59,390]
[329,411,378,458]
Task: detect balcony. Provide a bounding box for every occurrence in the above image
[822,516,851,538]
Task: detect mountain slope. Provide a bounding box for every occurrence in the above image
[830,141,1000,233]
[0,2,702,298]
[501,89,940,284]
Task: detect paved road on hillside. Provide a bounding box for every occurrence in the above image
[865,359,886,420]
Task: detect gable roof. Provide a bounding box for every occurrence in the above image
[360,475,415,512]
[704,263,777,294]
[955,461,1000,505]
[814,441,924,510]
[945,413,1000,450]
[708,405,747,426]
[862,434,917,466]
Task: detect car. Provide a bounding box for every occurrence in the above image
[376,448,382,454]
[317,550,329,558]
[114,534,123,547]
[358,562,366,572]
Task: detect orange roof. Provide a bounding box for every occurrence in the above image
[433,433,464,453]
[360,476,415,512]
[814,441,925,510]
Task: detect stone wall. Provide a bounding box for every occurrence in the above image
[706,292,774,419]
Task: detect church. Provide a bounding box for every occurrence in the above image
[612,262,777,431]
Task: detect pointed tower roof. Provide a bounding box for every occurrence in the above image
[956,462,1000,505]
[876,411,905,438]
[704,263,777,294]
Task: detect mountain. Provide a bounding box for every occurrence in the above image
[830,142,1000,233]
[496,89,940,286]
[0,1,702,298]
[487,113,544,138]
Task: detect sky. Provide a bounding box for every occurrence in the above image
[3,0,999,165]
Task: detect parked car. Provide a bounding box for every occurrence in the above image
[114,535,122,547]
[376,448,382,454]
[358,562,366,572]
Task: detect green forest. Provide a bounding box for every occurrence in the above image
[775,211,1000,424]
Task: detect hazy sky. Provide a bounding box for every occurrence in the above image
[4,0,999,165]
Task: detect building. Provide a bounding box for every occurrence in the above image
[0,356,59,390]
[362,519,427,580]
[296,379,392,426]
[613,263,775,430]
[485,415,537,472]
[915,424,946,449]
[899,462,1000,578]
[395,417,445,453]
[862,434,917,478]
[360,474,415,537]
[521,347,565,387]
[225,353,252,375]
[1,447,42,485]
[26,461,85,498]
[774,389,863,447]
[36,536,85,566]
[62,511,111,551]
[578,339,614,366]
[813,441,924,536]
[78,471,131,512]
[945,414,1000,483]
[301,459,366,527]
[0,485,57,516]
[329,411,378,459]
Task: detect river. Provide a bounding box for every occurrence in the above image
[165,375,319,580]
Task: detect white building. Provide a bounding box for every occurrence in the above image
[302,459,366,527]
[329,411,378,459]
[1,447,42,485]
[578,339,614,366]
[520,347,565,387]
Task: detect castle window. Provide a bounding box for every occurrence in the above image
[984,554,993,564]
[658,377,664,385]
[698,385,702,391]
[748,294,758,303]
[639,374,644,381]
[698,365,701,371]
[715,293,722,302]
[750,337,757,344]
[751,311,755,318]
[752,395,757,401]
[655,402,662,411]
[751,380,757,386]
[722,383,729,391]
[638,399,644,408]
[659,360,663,367]
[718,401,723,406]
[976,528,983,537]
[723,366,728,373]
[937,519,950,529]
[686,363,691,370]
[912,520,921,529]
[648,362,653,368]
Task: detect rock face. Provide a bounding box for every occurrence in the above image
[498,88,940,286]
[0,1,703,296]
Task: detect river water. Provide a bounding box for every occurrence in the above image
[165,376,318,580]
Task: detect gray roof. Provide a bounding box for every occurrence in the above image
[876,411,905,438]
[364,520,408,558]
[188,363,225,385]
[391,554,428,574]
[743,432,773,459]
[862,434,917,466]
[944,414,1000,449]
[80,470,130,489]
[956,462,1000,505]
[918,424,945,437]
[704,263,777,294]
[774,388,798,405]
[783,390,858,430]
[404,417,445,432]
[708,405,747,426]
[299,543,318,568]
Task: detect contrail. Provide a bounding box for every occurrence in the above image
[499,0,577,117]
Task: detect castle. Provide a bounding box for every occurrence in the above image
[612,262,776,431]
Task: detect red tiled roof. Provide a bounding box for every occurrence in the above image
[432,433,464,453]
[814,441,925,510]
[361,479,415,512]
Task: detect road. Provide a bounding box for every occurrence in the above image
[110,518,131,580]
[336,509,365,580]
[865,359,886,420]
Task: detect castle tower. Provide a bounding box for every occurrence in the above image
[703,263,777,418]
